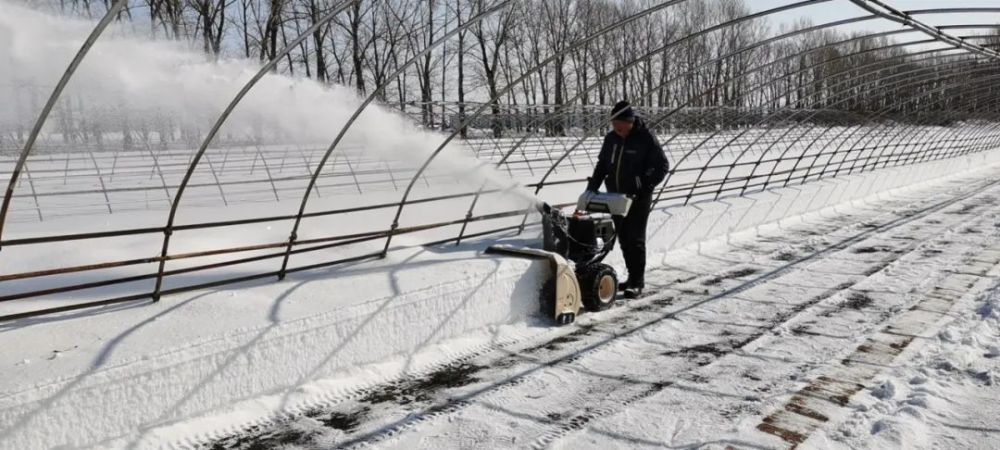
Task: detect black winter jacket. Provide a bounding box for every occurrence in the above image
[586,118,669,196]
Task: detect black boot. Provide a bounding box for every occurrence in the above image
[623,285,643,299]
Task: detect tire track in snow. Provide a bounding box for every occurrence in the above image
[204,171,943,450]
[356,180,1000,447]
[209,176,1000,449]
[537,193,1000,448]
[523,194,1000,449]
[755,248,1000,448]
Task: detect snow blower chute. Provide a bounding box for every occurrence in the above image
[485,191,632,325]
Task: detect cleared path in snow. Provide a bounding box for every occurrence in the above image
[208,168,1000,450]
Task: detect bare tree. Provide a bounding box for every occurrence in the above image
[471,0,515,137]
[188,0,229,56]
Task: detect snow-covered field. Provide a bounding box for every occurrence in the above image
[2,147,1000,449]
[8,122,993,324]
[5,126,989,222]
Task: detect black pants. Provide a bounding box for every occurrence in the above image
[612,193,652,288]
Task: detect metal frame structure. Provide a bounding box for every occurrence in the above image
[2,0,1000,323]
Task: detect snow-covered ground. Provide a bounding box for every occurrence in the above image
[200,157,1000,450]
[4,125,983,222]
[2,148,1000,449]
[8,123,991,322]
[4,4,1000,448]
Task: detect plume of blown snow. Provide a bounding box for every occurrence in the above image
[0,1,537,205]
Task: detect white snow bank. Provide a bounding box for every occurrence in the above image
[2,150,1000,449]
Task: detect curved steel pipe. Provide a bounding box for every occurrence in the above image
[809,69,1000,184]
[797,55,1000,182]
[151,0,359,299]
[531,41,973,213]
[679,61,1000,207]
[523,7,1000,210]
[535,24,997,209]
[0,0,128,249]
[853,2,1000,59]
[793,90,1000,190]
[379,0,722,255]
[730,49,997,196]
[458,5,882,241]
[277,0,514,278]
[514,7,1000,210]
[657,44,994,204]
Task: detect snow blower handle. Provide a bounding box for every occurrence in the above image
[576,191,633,217]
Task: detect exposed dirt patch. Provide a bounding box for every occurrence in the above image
[742,371,763,382]
[819,290,875,317]
[948,203,980,215]
[652,296,675,306]
[701,268,761,286]
[358,363,483,405]
[309,407,370,432]
[852,245,894,254]
[844,291,874,310]
[773,250,799,262]
[545,334,582,350]
[791,325,821,337]
[212,427,319,450]
[679,288,709,295]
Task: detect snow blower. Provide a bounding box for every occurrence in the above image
[485,191,632,325]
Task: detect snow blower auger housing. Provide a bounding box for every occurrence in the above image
[485,191,632,325]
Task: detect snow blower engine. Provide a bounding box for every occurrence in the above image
[485,191,632,325]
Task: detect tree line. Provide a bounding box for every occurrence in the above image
[22,0,1000,138]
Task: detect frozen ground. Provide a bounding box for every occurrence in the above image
[199,159,1000,450]
[1,151,999,449]
[3,126,981,222]
[3,5,999,448]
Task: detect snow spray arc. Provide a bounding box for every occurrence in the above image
[0,1,539,208]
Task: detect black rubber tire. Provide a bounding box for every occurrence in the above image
[578,263,618,312]
[539,277,555,317]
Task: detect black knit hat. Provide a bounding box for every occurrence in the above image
[610,100,635,122]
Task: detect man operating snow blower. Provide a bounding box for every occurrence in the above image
[585,101,669,299]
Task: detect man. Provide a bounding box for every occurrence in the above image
[586,101,669,299]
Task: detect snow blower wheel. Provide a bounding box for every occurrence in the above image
[578,263,617,311]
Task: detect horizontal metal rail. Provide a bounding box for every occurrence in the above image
[3,0,1000,324]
